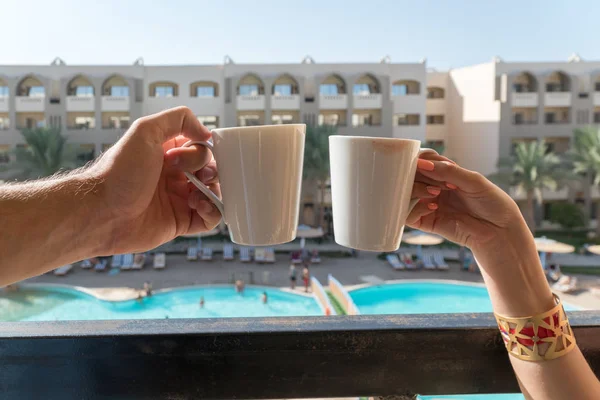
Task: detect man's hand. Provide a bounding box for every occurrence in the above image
[89,107,222,255]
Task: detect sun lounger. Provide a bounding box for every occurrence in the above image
[291,251,302,264]
[153,253,166,269]
[552,275,578,293]
[386,254,405,270]
[265,248,276,263]
[223,244,234,261]
[201,247,213,261]
[240,247,252,262]
[434,252,449,270]
[111,254,123,268]
[121,254,134,270]
[401,253,417,270]
[310,250,321,264]
[423,253,436,270]
[54,264,73,276]
[132,254,146,269]
[187,247,198,261]
[254,248,266,263]
[80,259,92,269]
[94,259,107,272]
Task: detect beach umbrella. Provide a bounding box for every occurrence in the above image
[402,230,444,260]
[586,244,600,255]
[534,237,575,269]
[296,225,324,249]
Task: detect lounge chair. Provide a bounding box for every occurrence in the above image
[223,244,234,261]
[201,247,214,261]
[132,254,146,269]
[54,264,73,276]
[386,254,405,270]
[121,254,134,270]
[153,253,166,269]
[254,248,266,263]
[111,254,123,268]
[94,259,107,272]
[187,247,198,261]
[80,259,92,269]
[240,247,252,262]
[423,253,436,270]
[434,253,449,270]
[552,275,578,293]
[265,248,276,263]
[291,251,302,264]
[310,250,321,264]
[401,253,417,270]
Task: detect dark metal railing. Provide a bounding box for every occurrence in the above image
[1,311,599,399]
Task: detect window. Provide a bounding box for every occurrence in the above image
[239,85,259,96]
[353,84,370,95]
[73,144,95,163]
[109,116,130,129]
[272,114,294,124]
[393,113,420,126]
[595,82,600,91]
[352,114,372,126]
[318,114,340,126]
[595,112,600,123]
[426,115,444,125]
[0,146,9,164]
[154,86,174,97]
[513,113,524,125]
[545,113,555,123]
[196,86,215,97]
[577,110,589,124]
[274,85,292,96]
[427,88,444,99]
[320,84,338,96]
[73,116,95,129]
[513,83,525,93]
[29,86,45,97]
[392,84,408,96]
[75,86,94,97]
[238,114,261,126]
[0,87,8,97]
[197,116,218,129]
[0,117,9,130]
[546,83,565,92]
[110,86,129,96]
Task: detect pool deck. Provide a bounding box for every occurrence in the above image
[21,251,600,309]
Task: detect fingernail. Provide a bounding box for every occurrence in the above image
[417,159,435,171]
[446,183,458,189]
[200,167,216,183]
[427,203,438,210]
[426,186,441,196]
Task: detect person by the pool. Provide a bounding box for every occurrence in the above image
[262,292,268,304]
[235,280,245,294]
[302,266,310,293]
[199,296,205,308]
[289,264,297,290]
[0,107,597,399]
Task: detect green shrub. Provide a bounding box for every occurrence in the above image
[549,203,585,230]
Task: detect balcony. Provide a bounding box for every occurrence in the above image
[66,96,95,112]
[426,98,445,114]
[2,312,598,398]
[319,94,348,110]
[271,94,300,110]
[236,95,265,111]
[544,92,571,107]
[511,92,539,107]
[594,92,600,106]
[101,96,130,112]
[426,125,447,141]
[15,96,45,112]
[353,93,382,109]
[0,97,8,112]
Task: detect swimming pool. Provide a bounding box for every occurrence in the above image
[349,281,577,314]
[0,285,322,321]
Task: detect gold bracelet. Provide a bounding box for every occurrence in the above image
[494,294,576,361]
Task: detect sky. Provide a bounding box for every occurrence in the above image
[0,0,596,69]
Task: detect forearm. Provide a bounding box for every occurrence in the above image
[0,172,108,285]
[474,218,600,399]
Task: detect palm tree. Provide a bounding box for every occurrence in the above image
[570,126,600,232]
[493,140,565,233]
[0,127,81,180]
[303,124,336,228]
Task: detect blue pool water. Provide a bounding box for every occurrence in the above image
[350,282,576,314]
[0,286,322,321]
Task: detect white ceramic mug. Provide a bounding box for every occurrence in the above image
[329,136,437,252]
[184,124,306,246]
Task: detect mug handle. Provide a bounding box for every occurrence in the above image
[407,148,440,213]
[182,140,225,219]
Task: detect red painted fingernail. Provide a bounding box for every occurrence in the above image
[446,183,458,189]
[417,159,435,171]
[427,203,438,210]
[426,186,441,195]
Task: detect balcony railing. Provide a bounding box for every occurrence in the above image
[66,96,95,112]
[0,97,8,112]
[544,92,572,107]
[511,92,538,107]
[15,96,45,112]
[594,92,600,106]
[271,94,300,110]
[1,312,598,398]
[101,96,130,111]
[354,93,382,109]
[236,95,265,111]
[319,94,348,110]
